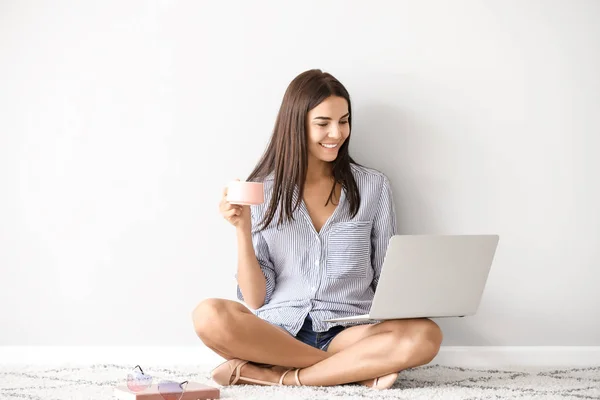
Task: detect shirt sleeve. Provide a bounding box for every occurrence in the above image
[236,207,277,306]
[371,175,398,292]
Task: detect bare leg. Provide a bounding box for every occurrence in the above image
[192,298,443,387]
[192,298,328,368]
[281,318,443,386]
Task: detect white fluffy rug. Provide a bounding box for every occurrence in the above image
[0,363,599,400]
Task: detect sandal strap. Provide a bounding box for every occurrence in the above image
[230,360,250,385]
[278,368,293,385]
[294,369,302,386]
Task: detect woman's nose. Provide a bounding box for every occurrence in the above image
[328,125,342,138]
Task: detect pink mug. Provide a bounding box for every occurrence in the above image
[226,180,264,205]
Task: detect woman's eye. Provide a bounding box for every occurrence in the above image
[317,121,348,127]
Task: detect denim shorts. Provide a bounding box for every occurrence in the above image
[293,314,345,351]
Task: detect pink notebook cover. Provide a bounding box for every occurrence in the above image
[113,382,220,400]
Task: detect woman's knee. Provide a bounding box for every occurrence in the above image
[407,319,443,362]
[191,298,238,342]
[387,319,443,364]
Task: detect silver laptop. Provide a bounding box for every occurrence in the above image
[323,234,500,322]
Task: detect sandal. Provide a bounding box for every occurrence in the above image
[211,359,302,386]
[279,367,302,386]
[370,372,398,389]
[211,358,393,388]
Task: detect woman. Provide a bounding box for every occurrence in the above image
[192,69,443,389]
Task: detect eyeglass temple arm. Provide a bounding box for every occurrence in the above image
[133,365,145,374]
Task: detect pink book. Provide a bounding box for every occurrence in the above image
[113,382,220,400]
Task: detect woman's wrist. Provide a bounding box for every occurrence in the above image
[236,224,252,236]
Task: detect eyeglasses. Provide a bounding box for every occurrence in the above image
[127,365,189,400]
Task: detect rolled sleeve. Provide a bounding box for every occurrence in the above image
[371,175,398,292]
[236,207,277,305]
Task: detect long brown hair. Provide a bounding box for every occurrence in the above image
[246,69,363,231]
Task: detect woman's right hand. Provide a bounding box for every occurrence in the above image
[220,180,251,231]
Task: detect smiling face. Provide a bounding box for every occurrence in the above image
[306,95,350,165]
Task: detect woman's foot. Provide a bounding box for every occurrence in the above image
[357,372,399,389]
[276,365,397,389]
[211,359,396,389]
[211,359,301,386]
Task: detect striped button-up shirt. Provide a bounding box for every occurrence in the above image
[236,163,397,335]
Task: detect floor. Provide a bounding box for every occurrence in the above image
[0,363,599,399]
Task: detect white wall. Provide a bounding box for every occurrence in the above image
[1,0,598,348]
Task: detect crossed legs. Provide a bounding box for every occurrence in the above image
[192,298,443,387]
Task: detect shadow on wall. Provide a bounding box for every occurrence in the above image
[350,101,443,235]
[353,101,498,347]
[433,316,496,346]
